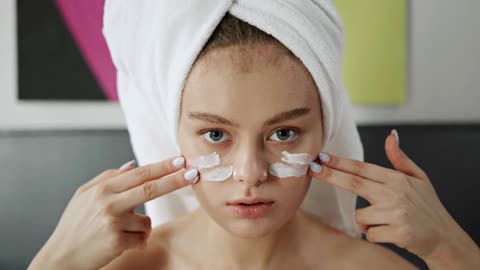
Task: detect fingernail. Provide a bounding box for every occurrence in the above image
[184,168,198,181]
[192,176,200,184]
[391,129,400,146]
[319,152,330,163]
[309,162,322,173]
[119,160,136,170]
[172,156,185,167]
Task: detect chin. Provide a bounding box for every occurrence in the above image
[224,218,282,239]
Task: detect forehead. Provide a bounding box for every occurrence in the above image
[181,44,320,124]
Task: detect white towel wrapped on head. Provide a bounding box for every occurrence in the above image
[103,0,364,238]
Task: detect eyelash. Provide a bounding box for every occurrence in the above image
[200,129,230,144]
[198,127,302,145]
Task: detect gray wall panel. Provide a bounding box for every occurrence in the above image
[1,126,479,269]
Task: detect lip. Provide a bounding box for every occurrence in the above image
[227,197,275,205]
[226,197,275,219]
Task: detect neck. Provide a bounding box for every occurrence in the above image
[202,210,303,269]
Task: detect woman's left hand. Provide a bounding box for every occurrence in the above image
[307,130,479,264]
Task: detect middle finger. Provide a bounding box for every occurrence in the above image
[308,163,390,204]
[317,152,404,184]
[112,167,198,213]
[106,155,186,193]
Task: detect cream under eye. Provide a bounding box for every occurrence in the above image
[269,128,298,142]
[202,129,229,143]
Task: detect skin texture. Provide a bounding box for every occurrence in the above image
[31,41,478,270]
[27,157,199,270]
[309,133,480,269]
[28,42,478,270]
[100,43,418,269]
[177,43,323,240]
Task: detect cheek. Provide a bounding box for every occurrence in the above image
[178,125,221,161]
[294,133,322,157]
[270,177,312,209]
[177,127,205,159]
[281,176,311,195]
[296,117,324,153]
[191,181,224,206]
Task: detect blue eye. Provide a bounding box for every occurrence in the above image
[202,129,229,143]
[269,129,298,142]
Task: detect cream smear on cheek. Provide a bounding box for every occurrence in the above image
[188,152,234,181]
[268,151,312,178]
[188,151,312,181]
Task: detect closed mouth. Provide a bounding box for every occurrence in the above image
[239,202,269,205]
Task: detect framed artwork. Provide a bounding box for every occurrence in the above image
[0,0,123,130]
[334,0,407,105]
[1,0,413,130]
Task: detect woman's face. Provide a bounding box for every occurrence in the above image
[178,44,324,238]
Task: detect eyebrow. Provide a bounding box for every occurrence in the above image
[188,107,311,128]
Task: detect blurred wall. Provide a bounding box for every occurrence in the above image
[0,0,479,270]
[1,126,479,270]
[0,0,480,129]
[0,130,139,269]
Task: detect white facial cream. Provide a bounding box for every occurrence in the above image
[280,151,311,165]
[189,150,311,181]
[188,152,220,169]
[269,163,307,177]
[269,151,312,178]
[201,166,234,181]
[187,152,234,182]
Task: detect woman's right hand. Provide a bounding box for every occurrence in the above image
[28,155,198,270]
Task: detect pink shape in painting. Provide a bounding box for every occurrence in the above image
[54,0,117,101]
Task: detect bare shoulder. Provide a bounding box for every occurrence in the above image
[100,210,202,270]
[342,237,418,270]
[300,212,417,270]
[100,223,174,270]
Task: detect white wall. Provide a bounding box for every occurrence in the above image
[1,0,479,130]
[353,0,480,125]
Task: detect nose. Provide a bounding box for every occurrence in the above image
[231,144,268,186]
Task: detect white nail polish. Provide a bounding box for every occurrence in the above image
[309,162,322,173]
[119,160,136,170]
[192,176,200,184]
[319,153,330,163]
[184,168,198,181]
[391,129,400,146]
[172,156,185,167]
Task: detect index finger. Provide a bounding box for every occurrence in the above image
[106,155,187,193]
[113,167,199,213]
[307,162,389,204]
[316,152,402,184]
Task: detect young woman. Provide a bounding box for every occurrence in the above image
[29,2,479,270]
